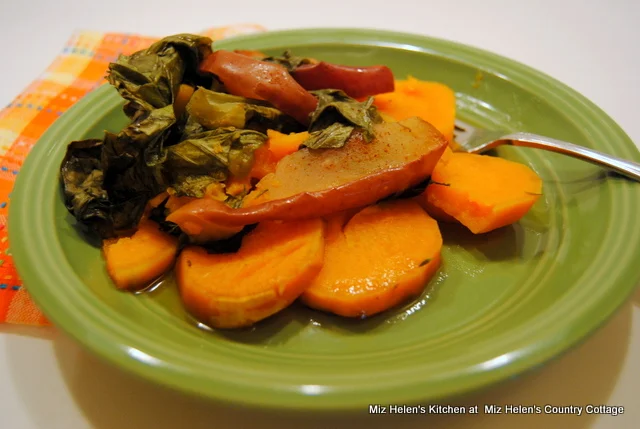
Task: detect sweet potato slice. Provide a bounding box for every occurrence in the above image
[103,219,179,290]
[425,152,543,234]
[173,84,195,118]
[176,218,325,329]
[266,129,310,161]
[374,77,456,141]
[167,117,448,234]
[415,147,458,223]
[301,200,442,318]
[419,198,459,223]
[247,130,310,180]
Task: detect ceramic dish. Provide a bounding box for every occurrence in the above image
[9,28,640,410]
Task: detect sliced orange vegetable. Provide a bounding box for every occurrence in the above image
[415,147,458,223]
[374,76,456,141]
[426,152,543,233]
[266,129,310,161]
[176,218,325,328]
[173,84,195,118]
[301,200,442,318]
[225,175,252,197]
[247,131,310,180]
[419,198,459,223]
[103,219,179,290]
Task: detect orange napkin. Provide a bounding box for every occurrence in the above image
[0,24,265,325]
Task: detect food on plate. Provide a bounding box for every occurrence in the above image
[264,129,310,161]
[176,218,325,328]
[301,200,442,318]
[425,151,543,234]
[199,49,318,125]
[173,84,195,118]
[59,33,543,330]
[374,76,456,142]
[291,62,395,98]
[103,219,179,290]
[166,117,448,232]
[106,34,213,119]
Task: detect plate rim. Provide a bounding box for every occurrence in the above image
[8,28,640,410]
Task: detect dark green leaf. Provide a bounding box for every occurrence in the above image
[224,194,246,209]
[60,139,114,238]
[304,89,382,149]
[261,50,314,72]
[101,105,176,232]
[60,105,177,238]
[303,122,355,149]
[102,104,176,170]
[185,87,303,133]
[181,114,206,138]
[164,128,268,197]
[148,196,170,224]
[107,34,213,118]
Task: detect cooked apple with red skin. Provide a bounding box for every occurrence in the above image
[199,50,318,125]
[291,62,395,98]
[167,117,448,236]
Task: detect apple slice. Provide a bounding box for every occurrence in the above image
[167,117,448,234]
[291,62,395,98]
[199,50,318,125]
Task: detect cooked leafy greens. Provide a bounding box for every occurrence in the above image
[185,88,303,134]
[303,122,354,150]
[303,89,382,149]
[61,105,175,237]
[61,36,383,240]
[164,128,267,197]
[107,34,213,119]
[60,139,112,237]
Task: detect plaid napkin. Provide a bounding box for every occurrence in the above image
[0,24,265,325]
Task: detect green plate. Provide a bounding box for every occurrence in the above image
[9,29,640,410]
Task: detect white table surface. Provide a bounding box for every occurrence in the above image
[1,1,638,428]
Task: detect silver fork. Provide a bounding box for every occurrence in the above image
[453,119,640,182]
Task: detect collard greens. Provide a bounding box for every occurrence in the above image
[303,89,382,149]
[185,88,303,134]
[165,128,268,197]
[107,34,213,119]
[61,38,383,239]
[61,105,175,237]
